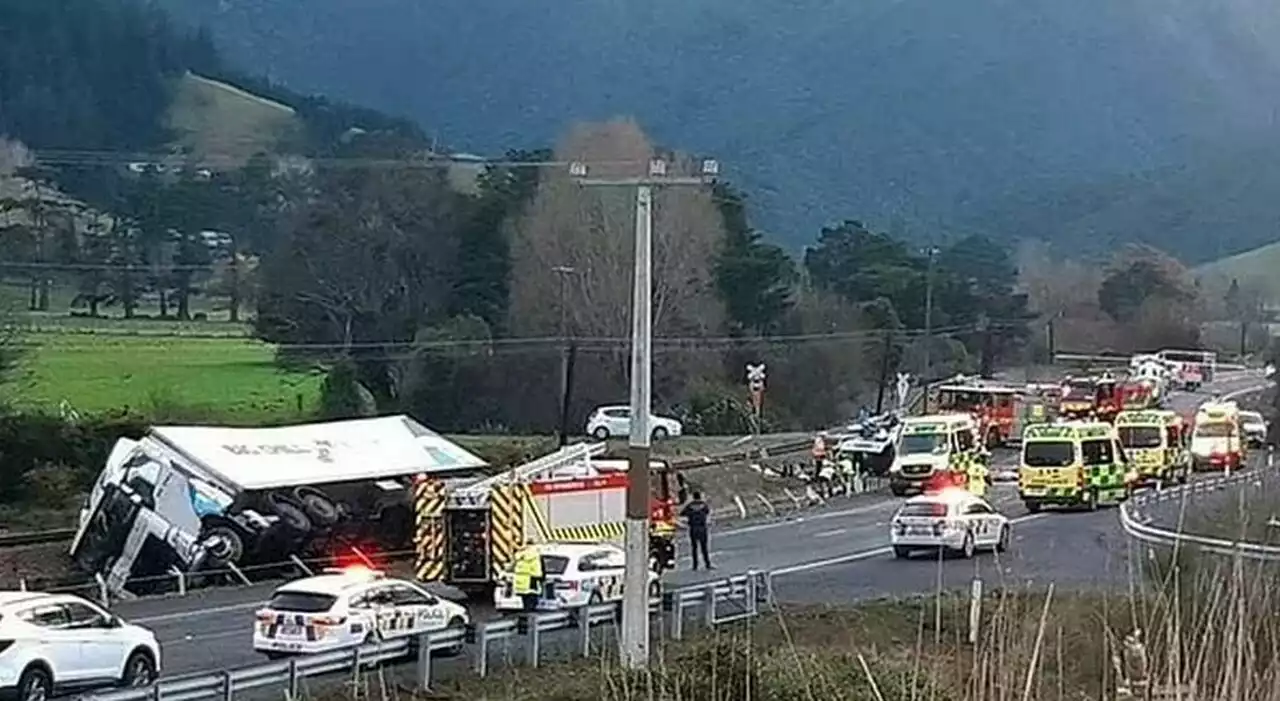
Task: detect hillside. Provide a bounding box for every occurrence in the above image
[167,73,301,166]
[161,0,1280,258]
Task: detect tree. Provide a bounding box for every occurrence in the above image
[712,183,796,335]
[1097,244,1196,323]
[317,360,373,419]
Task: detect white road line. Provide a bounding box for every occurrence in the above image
[813,528,847,539]
[716,500,897,538]
[160,629,246,645]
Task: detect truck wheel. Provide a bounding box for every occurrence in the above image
[293,487,340,527]
[893,546,911,559]
[1024,500,1041,514]
[201,524,245,568]
[269,494,313,534]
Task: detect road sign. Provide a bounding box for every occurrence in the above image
[895,372,912,410]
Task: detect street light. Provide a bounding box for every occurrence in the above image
[571,156,718,670]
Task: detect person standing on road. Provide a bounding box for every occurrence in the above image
[680,491,713,570]
[511,546,544,611]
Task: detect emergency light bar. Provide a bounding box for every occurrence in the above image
[324,565,385,579]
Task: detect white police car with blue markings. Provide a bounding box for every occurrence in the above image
[889,488,1010,559]
[253,567,468,659]
[493,543,661,612]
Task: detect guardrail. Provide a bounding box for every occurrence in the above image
[1119,450,1280,561]
[82,571,774,701]
[0,528,76,547]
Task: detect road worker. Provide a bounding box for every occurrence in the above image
[838,455,856,495]
[512,546,544,611]
[817,459,837,498]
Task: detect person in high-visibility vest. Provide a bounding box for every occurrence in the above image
[966,460,988,498]
[511,546,544,611]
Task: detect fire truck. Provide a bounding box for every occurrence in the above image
[412,443,679,597]
[1059,376,1100,420]
[933,377,1023,448]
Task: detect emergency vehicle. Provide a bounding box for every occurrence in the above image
[1190,401,1246,471]
[888,415,984,497]
[1018,421,1130,511]
[1118,381,1156,411]
[889,488,1010,559]
[1157,349,1216,391]
[933,377,1023,448]
[1058,377,1099,419]
[1114,410,1190,488]
[252,567,469,659]
[492,543,660,612]
[412,443,679,598]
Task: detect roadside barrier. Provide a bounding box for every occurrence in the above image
[80,571,774,701]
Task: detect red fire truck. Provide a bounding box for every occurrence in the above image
[933,377,1023,448]
[413,443,679,597]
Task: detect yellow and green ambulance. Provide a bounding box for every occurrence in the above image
[1114,409,1189,487]
[1018,421,1129,512]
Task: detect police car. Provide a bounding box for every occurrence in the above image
[253,567,469,659]
[493,543,661,612]
[889,488,1010,559]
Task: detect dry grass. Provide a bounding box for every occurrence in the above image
[388,553,1280,701]
[166,73,300,167]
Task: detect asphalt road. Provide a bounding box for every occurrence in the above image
[100,372,1271,685]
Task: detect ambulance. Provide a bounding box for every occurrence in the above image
[1190,401,1246,472]
[1114,410,1190,487]
[411,443,679,597]
[1018,422,1129,512]
[888,415,984,497]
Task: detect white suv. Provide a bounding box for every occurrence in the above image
[0,592,160,701]
[586,406,683,440]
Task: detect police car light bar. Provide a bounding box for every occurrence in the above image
[324,565,385,579]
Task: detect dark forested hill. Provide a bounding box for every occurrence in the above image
[160,0,1280,260]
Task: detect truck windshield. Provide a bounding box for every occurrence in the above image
[900,433,947,455]
[1063,383,1093,398]
[1117,426,1162,449]
[1023,441,1074,467]
[1194,422,1234,438]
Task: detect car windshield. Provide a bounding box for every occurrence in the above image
[1241,413,1264,425]
[900,433,947,455]
[1117,426,1162,449]
[541,555,570,575]
[896,502,948,518]
[1023,441,1075,467]
[268,591,338,613]
[1194,422,1233,438]
[1063,382,1093,398]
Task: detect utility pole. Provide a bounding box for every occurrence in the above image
[552,265,577,447]
[921,246,939,408]
[572,156,719,670]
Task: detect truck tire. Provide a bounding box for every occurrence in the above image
[201,523,245,568]
[268,493,313,534]
[293,487,340,527]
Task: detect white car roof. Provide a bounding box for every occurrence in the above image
[531,543,621,559]
[274,570,396,597]
[1240,411,1264,420]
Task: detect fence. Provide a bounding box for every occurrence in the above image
[1119,448,1280,561]
[82,570,774,701]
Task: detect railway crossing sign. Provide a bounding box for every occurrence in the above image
[746,364,766,430]
[895,372,912,411]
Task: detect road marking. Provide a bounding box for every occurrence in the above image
[813,528,847,539]
[716,499,897,538]
[160,629,246,645]
[772,512,1049,576]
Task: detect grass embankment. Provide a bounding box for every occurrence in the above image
[349,559,1280,701]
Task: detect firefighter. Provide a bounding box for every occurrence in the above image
[512,546,544,611]
[817,459,837,497]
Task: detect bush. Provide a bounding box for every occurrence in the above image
[0,411,147,505]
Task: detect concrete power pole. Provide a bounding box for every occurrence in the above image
[921,246,939,407]
[572,156,719,670]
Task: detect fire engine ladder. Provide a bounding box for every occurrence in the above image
[448,441,610,508]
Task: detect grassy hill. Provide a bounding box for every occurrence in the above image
[167,72,301,166]
[1195,240,1280,302]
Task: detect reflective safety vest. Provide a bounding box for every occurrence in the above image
[966,462,988,497]
[839,459,855,476]
[1030,404,1045,422]
[512,549,543,595]
[651,521,676,537]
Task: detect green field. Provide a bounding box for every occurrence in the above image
[4,331,322,424]
[1195,240,1280,301]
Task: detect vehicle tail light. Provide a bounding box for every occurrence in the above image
[255,610,275,623]
[311,616,346,627]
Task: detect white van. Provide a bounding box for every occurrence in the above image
[1190,401,1245,471]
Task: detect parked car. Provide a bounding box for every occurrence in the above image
[586,406,683,440]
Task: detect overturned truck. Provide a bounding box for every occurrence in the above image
[70,416,487,597]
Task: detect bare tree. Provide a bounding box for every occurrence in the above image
[1015,239,1103,318]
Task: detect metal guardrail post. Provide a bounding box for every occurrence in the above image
[704,583,717,627]
[474,624,490,677]
[527,614,542,668]
[169,567,186,596]
[415,632,432,690]
[226,562,251,586]
[671,593,686,640]
[287,658,299,699]
[94,572,110,607]
[220,670,233,701]
[577,607,591,657]
[746,570,759,616]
